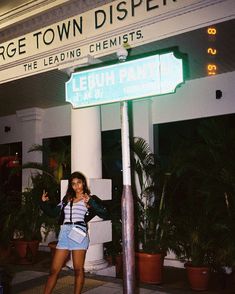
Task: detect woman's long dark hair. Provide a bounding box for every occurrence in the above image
[66,171,90,200]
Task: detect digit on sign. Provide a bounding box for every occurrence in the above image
[207,64,217,71]
[207,64,217,75]
[207,28,217,35]
[207,48,217,55]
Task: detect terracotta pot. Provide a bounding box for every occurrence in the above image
[105,255,113,266]
[186,264,210,291]
[115,254,123,277]
[135,252,164,284]
[13,239,39,264]
[104,254,123,277]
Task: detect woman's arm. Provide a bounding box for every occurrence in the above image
[40,190,61,218]
[40,200,61,218]
[86,195,109,220]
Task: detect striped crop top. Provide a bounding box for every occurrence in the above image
[63,200,88,223]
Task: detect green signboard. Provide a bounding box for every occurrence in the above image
[66,51,184,108]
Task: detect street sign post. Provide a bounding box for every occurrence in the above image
[66,50,185,294]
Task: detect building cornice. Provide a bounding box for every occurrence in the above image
[16,107,44,121]
[0,0,112,43]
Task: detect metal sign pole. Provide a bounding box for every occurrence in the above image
[121,101,135,294]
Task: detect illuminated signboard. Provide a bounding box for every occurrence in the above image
[66,52,184,108]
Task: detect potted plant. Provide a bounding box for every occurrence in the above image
[0,190,20,262]
[131,137,174,284]
[104,221,123,277]
[0,191,14,262]
[170,186,216,290]
[170,116,235,290]
[6,172,60,264]
[208,191,235,289]
[104,186,123,277]
[13,140,70,263]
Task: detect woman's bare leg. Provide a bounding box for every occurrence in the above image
[72,250,86,294]
[43,249,69,294]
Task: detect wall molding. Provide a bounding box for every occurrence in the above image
[0,0,112,42]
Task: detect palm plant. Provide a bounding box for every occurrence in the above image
[24,140,70,184]
[170,116,235,268]
[0,189,21,248]
[170,187,219,267]
[131,137,173,254]
[6,140,70,242]
[6,173,60,242]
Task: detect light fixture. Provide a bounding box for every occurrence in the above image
[216,89,222,99]
[116,47,128,62]
[4,126,11,132]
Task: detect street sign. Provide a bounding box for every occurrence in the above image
[66,51,184,108]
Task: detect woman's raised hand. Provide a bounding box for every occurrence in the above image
[82,193,90,203]
[42,190,49,202]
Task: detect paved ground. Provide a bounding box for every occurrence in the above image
[1,251,235,293]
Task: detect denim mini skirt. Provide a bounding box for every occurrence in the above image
[56,224,89,250]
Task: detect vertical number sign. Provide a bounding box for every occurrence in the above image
[207,27,217,76]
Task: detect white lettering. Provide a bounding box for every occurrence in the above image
[80,76,87,91]
[119,63,156,83]
[105,71,115,85]
[119,68,128,83]
[72,71,116,93]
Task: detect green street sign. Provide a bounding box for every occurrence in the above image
[66,51,184,108]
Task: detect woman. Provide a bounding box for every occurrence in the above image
[40,171,109,294]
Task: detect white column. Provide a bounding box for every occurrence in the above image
[71,106,102,177]
[16,108,44,190]
[69,106,111,272]
[133,99,153,151]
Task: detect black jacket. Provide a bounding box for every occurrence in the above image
[40,195,109,225]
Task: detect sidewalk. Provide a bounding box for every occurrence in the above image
[2,251,235,293]
[10,269,235,294]
[10,269,188,294]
